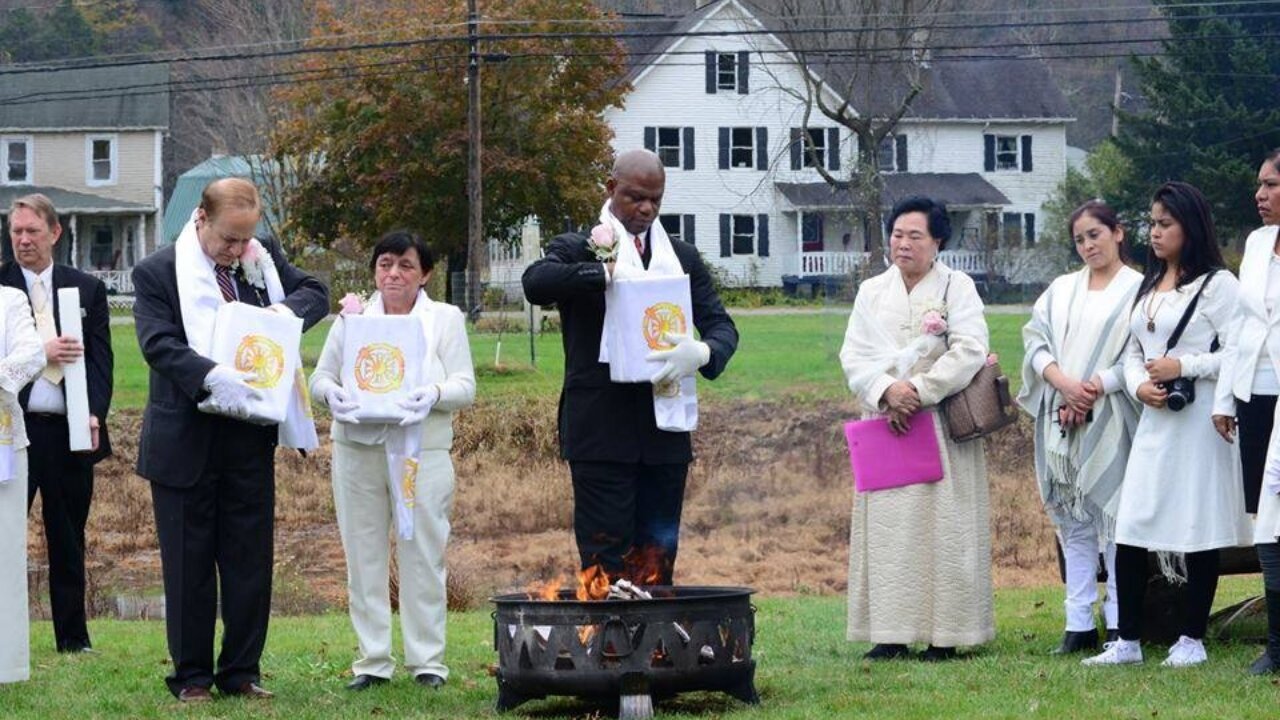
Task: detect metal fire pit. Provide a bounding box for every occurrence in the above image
[491,586,759,718]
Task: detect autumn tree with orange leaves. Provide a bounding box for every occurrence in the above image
[269,0,627,287]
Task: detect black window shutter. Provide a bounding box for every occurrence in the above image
[644,127,656,153]
[737,50,749,94]
[757,213,770,257]
[719,214,731,257]
[684,214,695,245]
[790,128,802,170]
[895,135,908,172]
[983,134,995,172]
[755,127,768,170]
[827,127,840,170]
[705,51,716,94]
[682,127,695,170]
[718,128,730,170]
[1021,134,1033,172]
[1024,213,1036,245]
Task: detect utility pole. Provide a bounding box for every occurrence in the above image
[466,0,485,315]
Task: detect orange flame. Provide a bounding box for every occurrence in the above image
[576,564,611,601]
[622,545,670,587]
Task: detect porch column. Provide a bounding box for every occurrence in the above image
[796,209,804,277]
[69,214,79,269]
[137,213,146,266]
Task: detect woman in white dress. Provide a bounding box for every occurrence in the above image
[311,230,476,691]
[1083,182,1250,668]
[1218,148,1280,675]
[1019,201,1142,654]
[0,286,52,684]
[841,196,994,662]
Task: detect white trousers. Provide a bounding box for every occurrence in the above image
[1058,513,1118,632]
[0,450,29,684]
[332,440,455,680]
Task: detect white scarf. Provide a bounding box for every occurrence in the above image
[352,289,434,540]
[596,200,698,432]
[0,300,13,484]
[174,210,317,450]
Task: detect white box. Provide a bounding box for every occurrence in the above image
[341,315,425,424]
[201,303,303,424]
[604,274,693,383]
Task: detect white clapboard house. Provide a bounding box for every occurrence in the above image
[593,0,1074,287]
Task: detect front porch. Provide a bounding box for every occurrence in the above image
[0,186,157,294]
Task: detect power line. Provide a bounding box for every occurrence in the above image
[1,2,1275,76]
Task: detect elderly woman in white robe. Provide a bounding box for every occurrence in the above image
[840,196,993,661]
[311,230,475,691]
[1018,200,1142,655]
[0,286,51,684]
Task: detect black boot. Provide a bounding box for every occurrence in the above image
[1249,588,1280,676]
[1050,630,1100,655]
[862,643,909,660]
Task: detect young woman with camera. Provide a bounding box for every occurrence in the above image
[1018,200,1142,655]
[1083,181,1250,668]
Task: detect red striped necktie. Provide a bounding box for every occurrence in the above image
[634,234,644,255]
[215,265,236,302]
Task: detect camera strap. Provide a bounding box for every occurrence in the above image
[1162,269,1218,357]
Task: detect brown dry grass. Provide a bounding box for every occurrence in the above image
[25,401,1058,617]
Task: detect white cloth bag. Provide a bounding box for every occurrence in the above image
[603,274,694,383]
[199,302,303,424]
[340,315,425,424]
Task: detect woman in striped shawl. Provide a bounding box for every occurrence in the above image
[1018,201,1142,655]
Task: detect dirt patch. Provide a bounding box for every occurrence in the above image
[26,401,1057,617]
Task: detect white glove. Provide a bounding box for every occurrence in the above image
[202,365,262,418]
[646,332,711,385]
[397,385,440,426]
[327,386,361,425]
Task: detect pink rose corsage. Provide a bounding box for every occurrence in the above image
[588,223,618,261]
[920,310,948,336]
[338,292,365,315]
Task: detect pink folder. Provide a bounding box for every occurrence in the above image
[844,411,945,493]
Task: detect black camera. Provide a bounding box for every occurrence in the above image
[1161,377,1196,411]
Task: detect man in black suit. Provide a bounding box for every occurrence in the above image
[523,149,738,584]
[3,194,112,654]
[132,178,327,702]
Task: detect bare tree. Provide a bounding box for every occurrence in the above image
[752,0,951,270]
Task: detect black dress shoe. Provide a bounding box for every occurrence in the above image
[176,686,213,703]
[918,645,959,662]
[1051,630,1100,655]
[414,673,446,689]
[347,674,390,691]
[1248,651,1276,676]
[227,682,274,699]
[862,643,910,660]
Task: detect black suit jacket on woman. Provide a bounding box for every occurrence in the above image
[523,232,738,464]
[0,262,114,462]
[131,237,328,488]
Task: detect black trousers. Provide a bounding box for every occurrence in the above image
[1237,394,1276,514]
[569,461,688,585]
[1116,543,1220,641]
[150,419,276,696]
[25,413,95,652]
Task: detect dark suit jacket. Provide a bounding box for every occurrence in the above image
[132,236,328,488]
[0,262,114,463]
[522,231,738,463]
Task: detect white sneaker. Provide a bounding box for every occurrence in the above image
[1082,639,1143,666]
[1161,635,1207,667]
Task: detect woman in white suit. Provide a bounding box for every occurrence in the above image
[1215,148,1280,674]
[0,286,52,683]
[311,230,475,691]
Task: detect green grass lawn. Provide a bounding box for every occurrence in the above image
[110,311,1032,410]
[2,577,1277,719]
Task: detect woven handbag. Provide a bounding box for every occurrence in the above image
[937,272,1018,442]
[940,359,1018,442]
